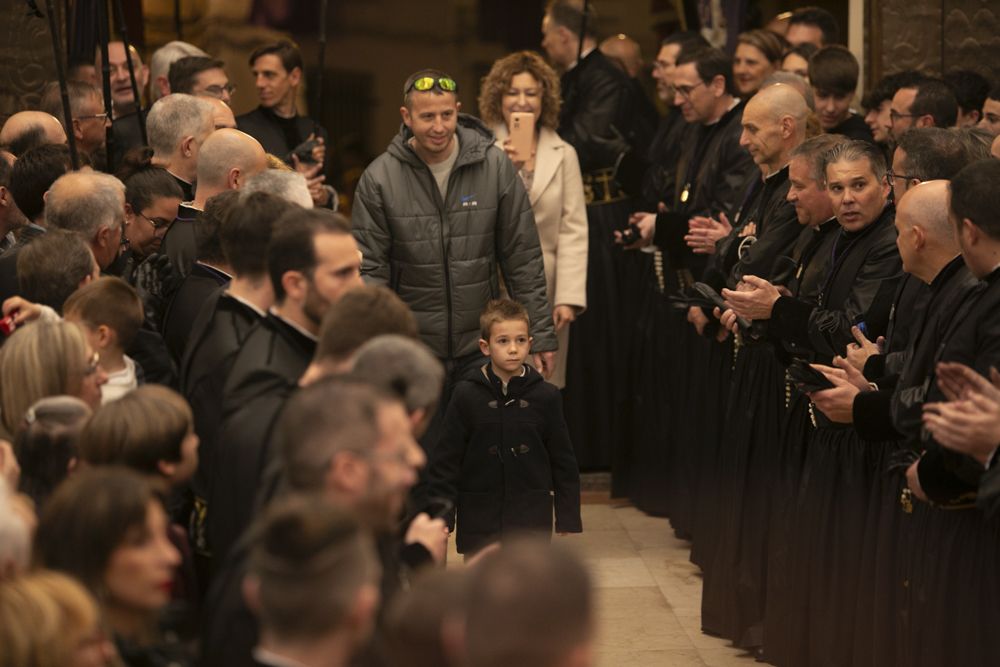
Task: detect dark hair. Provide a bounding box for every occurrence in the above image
[385,569,466,667]
[0,151,11,188]
[676,46,735,96]
[861,69,924,112]
[544,0,596,39]
[8,144,74,221]
[943,69,992,118]
[990,84,1000,102]
[402,68,459,108]
[220,191,287,277]
[736,29,787,65]
[784,42,818,64]
[788,6,840,45]
[62,276,144,348]
[661,30,710,54]
[909,78,959,128]
[168,56,226,95]
[78,385,193,475]
[465,542,593,667]
[116,150,184,213]
[316,285,419,364]
[14,396,91,508]
[33,466,160,594]
[16,229,93,313]
[896,127,972,182]
[195,190,238,264]
[7,126,47,158]
[950,159,1000,240]
[247,496,378,641]
[268,208,352,302]
[808,45,858,96]
[480,298,531,340]
[249,40,303,75]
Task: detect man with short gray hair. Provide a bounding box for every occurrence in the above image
[147,93,215,200]
[38,80,110,164]
[44,170,126,270]
[242,169,312,208]
[150,40,209,101]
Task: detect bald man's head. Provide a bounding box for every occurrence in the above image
[740,83,809,172]
[0,111,67,157]
[599,35,643,78]
[196,129,268,198]
[200,96,237,130]
[895,180,957,282]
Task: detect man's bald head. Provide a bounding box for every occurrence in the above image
[196,129,268,193]
[0,111,67,156]
[200,96,237,130]
[599,34,643,78]
[895,180,958,282]
[740,83,809,172]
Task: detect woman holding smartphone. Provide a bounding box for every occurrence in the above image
[478,51,588,388]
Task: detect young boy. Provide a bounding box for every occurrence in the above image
[427,298,582,556]
[62,277,145,403]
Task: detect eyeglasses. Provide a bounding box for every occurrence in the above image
[674,81,705,99]
[889,109,918,122]
[77,112,109,121]
[138,212,174,232]
[888,169,919,182]
[405,76,458,95]
[201,83,236,99]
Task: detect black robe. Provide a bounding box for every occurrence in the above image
[236,106,330,177]
[206,313,315,565]
[766,205,903,666]
[558,49,653,473]
[161,203,201,279]
[162,262,231,366]
[180,288,264,563]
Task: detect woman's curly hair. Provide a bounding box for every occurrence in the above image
[478,51,562,130]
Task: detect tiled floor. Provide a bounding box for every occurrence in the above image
[448,501,758,666]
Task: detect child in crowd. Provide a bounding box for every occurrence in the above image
[427,298,582,557]
[62,276,145,403]
[13,395,91,508]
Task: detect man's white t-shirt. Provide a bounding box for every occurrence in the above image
[426,135,460,200]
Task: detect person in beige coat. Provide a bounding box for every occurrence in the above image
[479,51,588,388]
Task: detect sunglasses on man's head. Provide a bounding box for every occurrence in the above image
[406,76,458,94]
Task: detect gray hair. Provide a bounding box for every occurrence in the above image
[38,80,101,127]
[150,41,209,102]
[45,171,125,238]
[351,335,445,414]
[789,133,850,185]
[822,138,888,183]
[146,93,214,157]
[243,170,313,209]
[0,478,31,574]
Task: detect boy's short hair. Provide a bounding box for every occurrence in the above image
[808,45,858,96]
[77,385,193,474]
[479,299,531,340]
[62,276,144,349]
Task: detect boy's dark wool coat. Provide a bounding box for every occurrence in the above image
[428,363,582,554]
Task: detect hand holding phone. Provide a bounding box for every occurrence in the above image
[508,111,535,163]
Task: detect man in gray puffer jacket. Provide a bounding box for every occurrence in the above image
[352,70,557,398]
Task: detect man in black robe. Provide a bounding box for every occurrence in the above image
[207,209,363,564]
[541,0,653,473]
[724,140,903,666]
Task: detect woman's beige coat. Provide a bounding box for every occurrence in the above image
[494,124,588,388]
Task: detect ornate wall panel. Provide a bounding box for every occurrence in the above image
[872,0,1000,81]
[0,0,61,121]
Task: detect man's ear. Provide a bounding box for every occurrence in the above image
[479,338,490,357]
[95,324,115,348]
[71,118,84,142]
[181,135,196,158]
[400,105,412,128]
[228,167,241,190]
[963,218,981,245]
[156,458,177,480]
[780,114,794,138]
[156,75,170,98]
[911,225,927,250]
[915,114,935,129]
[242,574,262,613]
[289,67,303,88]
[280,270,308,304]
[710,74,726,97]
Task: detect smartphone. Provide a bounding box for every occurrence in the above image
[509,111,535,162]
[692,282,751,329]
[788,359,835,392]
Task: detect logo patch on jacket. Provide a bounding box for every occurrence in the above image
[460,194,478,207]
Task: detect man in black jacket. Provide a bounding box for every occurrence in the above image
[236,40,334,209]
[208,208,362,564]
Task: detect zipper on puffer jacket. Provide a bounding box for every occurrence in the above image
[429,165,454,360]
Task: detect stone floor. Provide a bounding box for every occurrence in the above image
[447,499,759,666]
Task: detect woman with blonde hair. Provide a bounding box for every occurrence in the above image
[0,320,107,441]
[0,569,116,667]
[478,50,588,388]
